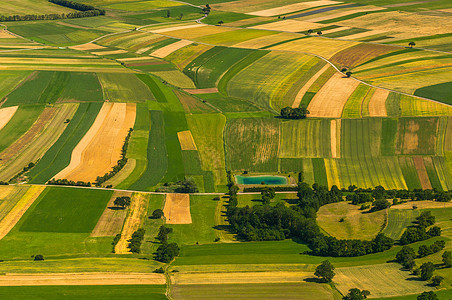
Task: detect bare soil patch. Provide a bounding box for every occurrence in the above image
[184,88,218,94]
[70,43,106,51]
[164,193,191,224]
[413,157,432,189]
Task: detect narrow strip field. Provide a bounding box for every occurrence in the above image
[115,193,149,254]
[0,273,165,286]
[91,191,131,237]
[0,186,45,240]
[368,88,388,117]
[308,73,360,118]
[150,40,192,58]
[177,131,197,151]
[292,64,330,108]
[164,193,192,225]
[55,103,136,182]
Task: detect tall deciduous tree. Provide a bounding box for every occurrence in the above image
[315,260,335,282]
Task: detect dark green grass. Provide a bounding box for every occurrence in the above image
[161,111,189,183]
[181,151,215,192]
[59,72,103,102]
[0,105,44,153]
[374,289,452,300]
[312,158,328,186]
[218,50,269,95]
[280,158,304,173]
[380,118,398,156]
[20,187,112,233]
[39,72,71,104]
[424,157,443,191]
[399,157,422,190]
[203,11,256,25]
[197,93,261,112]
[28,103,103,183]
[137,74,183,111]
[5,71,54,106]
[134,103,151,131]
[415,82,452,105]
[167,195,217,245]
[324,28,368,38]
[300,92,316,107]
[0,285,167,300]
[130,110,167,191]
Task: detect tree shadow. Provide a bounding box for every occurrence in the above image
[303,277,323,283]
[108,206,125,211]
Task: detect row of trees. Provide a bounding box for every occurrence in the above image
[128,228,145,253]
[154,226,179,263]
[156,177,199,193]
[280,106,309,119]
[47,178,91,187]
[95,128,133,186]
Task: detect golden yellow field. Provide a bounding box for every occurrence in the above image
[163,193,192,224]
[150,40,193,58]
[177,131,197,151]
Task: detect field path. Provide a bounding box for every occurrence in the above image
[115,193,149,254]
[0,273,165,286]
[291,64,330,108]
[0,106,18,131]
[0,186,45,240]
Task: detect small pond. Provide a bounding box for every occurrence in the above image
[235,175,288,185]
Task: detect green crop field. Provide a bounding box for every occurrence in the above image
[0,0,451,298]
[20,187,112,233]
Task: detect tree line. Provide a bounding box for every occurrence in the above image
[0,0,105,22]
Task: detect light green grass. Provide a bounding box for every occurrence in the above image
[98,73,154,102]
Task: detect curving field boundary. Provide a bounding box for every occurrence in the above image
[0,106,18,131]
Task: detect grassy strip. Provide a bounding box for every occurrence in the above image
[324,28,368,38]
[28,103,102,183]
[261,36,308,49]
[380,118,398,156]
[300,67,335,107]
[398,157,422,190]
[218,50,269,95]
[0,105,44,153]
[312,158,328,186]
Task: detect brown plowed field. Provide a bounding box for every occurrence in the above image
[368,88,389,117]
[164,193,191,224]
[413,156,432,189]
[330,43,399,68]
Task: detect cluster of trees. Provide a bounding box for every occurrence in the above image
[114,196,131,209]
[95,128,133,186]
[0,0,105,22]
[400,211,441,245]
[343,288,371,300]
[9,162,35,183]
[111,233,121,253]
[33,254,44,261]
[156,177,199,193]
[151,209,164,219]
[314,260,335,282]
[261,187,275,205]
[243,185,297,192]
[154,226,179,263]
[128,228,145,253]
[280,106,309,119]
[226,178,394,257]
[417,291,438,300]
[47,178,91,187]
[396,241,446,271]
[202,4,211,15]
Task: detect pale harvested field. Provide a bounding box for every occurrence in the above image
[0,106,18,131]
[151,23,206,34]
[292,64,330,108]
[55,103,136,182]
[115,193,149,254]
[69,43,106,51]
[385,1,427,8]
[334,263,434,298]
[183,88,218,94]
[392,200,452,210]
[91,49,128,56]
[0,31,15,39]
[117,57,158,62]
[304,7,386,23]
[164,193,191,224]
[308,73,360,118]
[342,29,387,40]
[336,10,452,36]
[0,273,165,286]
[0,186,45,240]
[0,65,135,73]
[91,191,131,237]
[233,32,300,49]
[249,1,341,16]
[0,57,116,65]
[150,40,193,58]
[0,186,14,199]
[227,16,273,27]
[171,271,311,285]
[177,131,197,151]
[252,20,319,33]
[368,88,388,117]
[330,119,341,158]
[162,26,234,40]
[413,157,432,190]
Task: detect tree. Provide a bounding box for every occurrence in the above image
[346,71,353,78]
[417,291,438,300]
[371,199,391,212]
[317,31,322,35]
[314,260,335,282]
[166,10,170,18]
[431,275,443,287]
[409,41,416,48]
[419,262,435,281]
[151,209,164,219]
[34,254,44,261]
[442,250,452,267]
[343,288,371,300]
[218,20,224,25]
[307,29,313,34]
[418,245,433,258]
[261,187,275,205]
[114,196,131,209]
[280,106,309,119]
[155,242,180,263]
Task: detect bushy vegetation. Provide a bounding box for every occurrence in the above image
[128,228,145,253]
[400,211,441,245]
[47,178,91,187]
[280,106,309,119]
[111,234,121,253]
[156,177,198,193]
